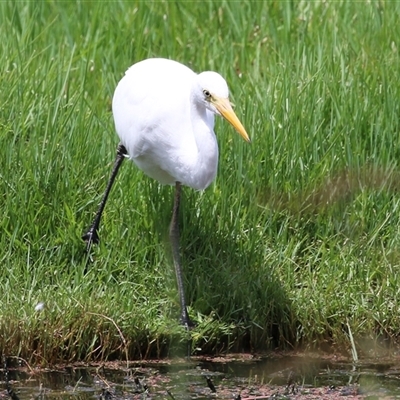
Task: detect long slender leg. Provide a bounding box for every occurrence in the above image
[169,181,194,329]
[82,143,128,247]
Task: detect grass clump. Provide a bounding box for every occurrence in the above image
[1,1,400,363]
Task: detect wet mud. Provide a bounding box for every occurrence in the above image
[1,353,400,400]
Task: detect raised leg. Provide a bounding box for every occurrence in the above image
[82,143,127,247]
[169,181,194,329]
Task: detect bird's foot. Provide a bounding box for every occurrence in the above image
[180,312,195,358]
[82,226,100,247]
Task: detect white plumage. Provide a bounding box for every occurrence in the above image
[112,58,249,189]
[83,58,249,328]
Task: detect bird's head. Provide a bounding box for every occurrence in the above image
[196,71,250,142]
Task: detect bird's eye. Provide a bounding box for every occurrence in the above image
[203,90,212,99]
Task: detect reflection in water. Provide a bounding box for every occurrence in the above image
[2,356,400,399]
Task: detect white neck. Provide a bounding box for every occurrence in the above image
[186,97,219,190]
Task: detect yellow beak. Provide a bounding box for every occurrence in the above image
[213,97,251,143]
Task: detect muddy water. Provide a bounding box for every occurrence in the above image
[3,356,400,399]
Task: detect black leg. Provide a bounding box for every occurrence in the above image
[169,181,194,330]
[82,143,127,247]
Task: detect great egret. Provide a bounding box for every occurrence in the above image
[83,58,250,328]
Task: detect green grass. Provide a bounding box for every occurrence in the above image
[2,0,400,364]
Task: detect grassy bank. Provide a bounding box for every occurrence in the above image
[2,0,400,364]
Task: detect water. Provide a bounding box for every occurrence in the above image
[3,356,400,399]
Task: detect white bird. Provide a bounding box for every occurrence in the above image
[83,58,250,328]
